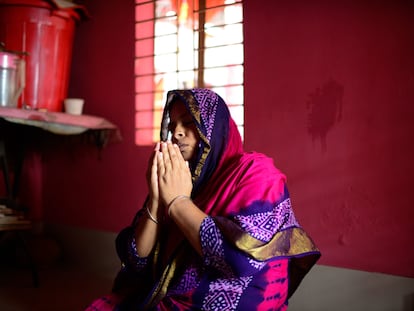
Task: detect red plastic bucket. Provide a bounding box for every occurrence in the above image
[0,0,80,112]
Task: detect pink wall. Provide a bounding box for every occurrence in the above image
[244,1,414,277]
[36,1,413,277]
[41,0,148,231]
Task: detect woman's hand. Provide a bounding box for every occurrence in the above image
[157,141,193,209]
[146,142,160,209]
[157,141,205,255]
[134,142,162,257]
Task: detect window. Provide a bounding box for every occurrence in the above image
[135,0,244,145]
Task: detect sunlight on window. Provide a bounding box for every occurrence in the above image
[135,0,244,145]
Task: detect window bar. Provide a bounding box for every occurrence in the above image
[197,0,206,88]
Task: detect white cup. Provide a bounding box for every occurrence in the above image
[64,98,84,115]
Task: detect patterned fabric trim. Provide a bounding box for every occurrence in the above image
[234,198,299,242]
[193,88,219,141]
[167,265,201,296]
[215,217,319,261]
[126,234,148,270]
[200,216,267,273]
[202,276,253,311]
[200,216,234,278]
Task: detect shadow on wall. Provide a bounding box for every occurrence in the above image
[306,78,344,153]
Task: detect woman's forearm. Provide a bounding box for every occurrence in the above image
[168,197,206,256]
[134,201,160,257]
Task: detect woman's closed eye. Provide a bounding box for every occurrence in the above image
[168,120,193,132]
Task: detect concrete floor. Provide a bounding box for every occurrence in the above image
[0,230,113,311]
[0,263,113,311]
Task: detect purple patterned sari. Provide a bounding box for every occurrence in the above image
[86,89,320,311]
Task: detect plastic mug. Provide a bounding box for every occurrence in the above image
[64,98,84,115]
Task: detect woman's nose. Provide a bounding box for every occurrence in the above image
[173,125,184,139]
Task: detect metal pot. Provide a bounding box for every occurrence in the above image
[0,47,25,108]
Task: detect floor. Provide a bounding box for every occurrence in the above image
[0,263,114,311]
[0,232,114,311]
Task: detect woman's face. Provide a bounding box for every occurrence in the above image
[168,100,200,161]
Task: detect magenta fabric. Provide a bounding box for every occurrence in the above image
[84,294,123,311]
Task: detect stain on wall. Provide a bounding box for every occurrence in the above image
[307,79,343,152]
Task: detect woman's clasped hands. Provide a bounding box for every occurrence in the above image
[147,141,193,220]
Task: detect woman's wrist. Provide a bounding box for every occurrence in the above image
[145,198,162,224]
[167,195,192,217]
[146,205,159,224]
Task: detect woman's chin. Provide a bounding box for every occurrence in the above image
[181,151,190,161]
[180,148,197,162]
[184,155,193,162]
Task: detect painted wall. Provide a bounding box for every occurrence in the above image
[33,0,413,279]
[40,0,146,232]
[243,0,414,278]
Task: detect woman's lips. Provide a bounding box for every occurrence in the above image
[178,144,187,152]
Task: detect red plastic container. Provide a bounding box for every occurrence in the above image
[0,0,80,112]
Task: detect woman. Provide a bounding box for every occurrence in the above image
[86,88,320,310]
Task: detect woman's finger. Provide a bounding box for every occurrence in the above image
[161,142,172,170]
[167,142,182,169]
[151,146,158,179]
[157,148,165,176]
[146,142,159,180]
[171,143,187,169]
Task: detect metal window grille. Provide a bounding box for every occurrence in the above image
[135,0,244,145]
